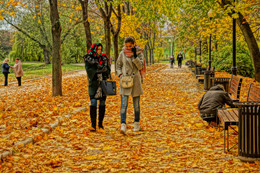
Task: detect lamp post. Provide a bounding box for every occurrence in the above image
[208,9,214,70]
[204,9,215,90]
[195,48,197,65]
[232,0,237,75]
[198,26,202,64]
[169,39,172,57]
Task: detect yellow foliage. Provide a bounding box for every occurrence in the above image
[120,14,147,48]
[75,6,82,11]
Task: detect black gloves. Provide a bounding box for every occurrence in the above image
[132,47,137,58]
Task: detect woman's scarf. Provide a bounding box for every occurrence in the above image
[122,46,146,79]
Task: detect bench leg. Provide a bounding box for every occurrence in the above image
[227,126,229,152]
[224,128,226,152]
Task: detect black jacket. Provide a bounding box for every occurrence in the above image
[84,54,110,98]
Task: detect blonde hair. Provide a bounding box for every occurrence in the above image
[3,58,9,63]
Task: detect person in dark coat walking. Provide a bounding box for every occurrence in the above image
[198,85,235,126]
[170,55,175,68]
[177,52,183,68]
[84,43,111,132]
[2,58,10,86]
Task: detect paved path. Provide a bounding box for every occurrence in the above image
[1,64,259,172]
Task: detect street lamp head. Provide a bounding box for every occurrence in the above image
[208,9,215,20]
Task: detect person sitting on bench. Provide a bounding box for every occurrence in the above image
[198,85,236,126]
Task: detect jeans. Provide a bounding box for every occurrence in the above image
[3,72,8,86]
[90,96,106,106]
[16,77,21,86]
[120,95,140,124]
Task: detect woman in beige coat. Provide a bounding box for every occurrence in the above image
[116,37,144,134]
[10,58,23,86]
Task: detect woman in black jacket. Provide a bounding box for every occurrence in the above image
[2,58,10,86]
[84,43,111,132]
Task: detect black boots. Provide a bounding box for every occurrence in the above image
[90,106,97,131]
[89,105,106,131]
[98,105,106,129]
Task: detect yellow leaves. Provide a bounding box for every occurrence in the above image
[232,13,239,19]
[84,155,98,160]
[53,106,58,111]
[75,6,82,11]
[102,146,111,150]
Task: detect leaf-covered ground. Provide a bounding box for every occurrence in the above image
[1,64,260,172]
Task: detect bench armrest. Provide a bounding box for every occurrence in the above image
[229,94,239,102]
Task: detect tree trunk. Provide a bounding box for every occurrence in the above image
[144,44,149,66]
[43,48,51,64]
[110,5,121,72]
[113,33,119,72]
[96,0,112,60]
[79,0,92,50]
[149,48,152,66]
[49,0,62,96]
[236,13,260,81]
[104,18,111,59]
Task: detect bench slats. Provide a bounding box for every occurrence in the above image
[247,84,260,102]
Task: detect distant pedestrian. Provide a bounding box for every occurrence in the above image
[116,37,144,134]
[10,58,23,86]
[177,52,183,68]
[170,55,175,68]
[83,43,111,132]
[2,58,10,86]
[198,85,235,126]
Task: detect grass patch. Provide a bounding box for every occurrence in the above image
[1,62,84,83]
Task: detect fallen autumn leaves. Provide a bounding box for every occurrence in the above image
[0,64,260,172]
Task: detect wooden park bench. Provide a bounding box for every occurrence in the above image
[217,83,260,152]
[212,75,242,102]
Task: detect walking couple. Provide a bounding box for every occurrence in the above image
[2,58,23,86]
[84,37,145,134]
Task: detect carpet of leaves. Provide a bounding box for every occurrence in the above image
[1,64,260,172]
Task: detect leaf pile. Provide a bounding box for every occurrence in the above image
[1,64,260,172]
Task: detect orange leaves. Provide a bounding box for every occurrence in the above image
[1,65,260,172]
[46,160,63,168]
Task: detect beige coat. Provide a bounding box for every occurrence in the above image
[116,51,144,97]
[13,61,23,77]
